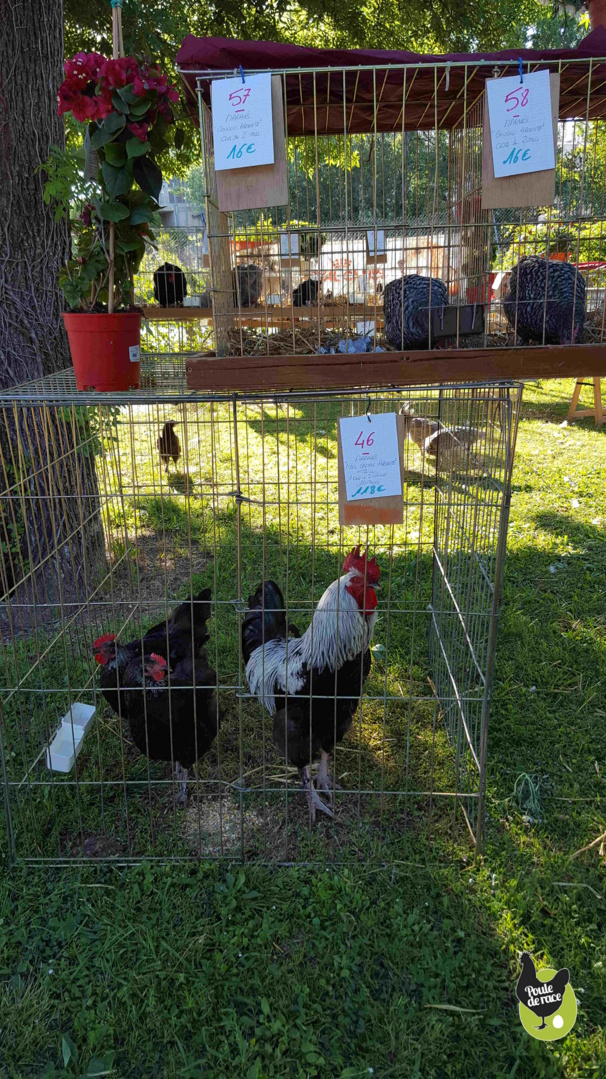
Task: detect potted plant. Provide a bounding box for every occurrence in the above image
[48,52,180,390]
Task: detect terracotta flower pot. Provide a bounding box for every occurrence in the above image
[63,312,142,392]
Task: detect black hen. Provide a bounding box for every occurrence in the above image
[503,256,585,344]
[94,589,220,802]
[157,420,181,473]
[233,264,261,307]
[516,952,570,1031]
[242,548,380,821]
[154,262,187,307]
[383,274,448,349]
[293,278,319,307]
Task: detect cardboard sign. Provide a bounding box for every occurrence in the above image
[211,73,274,171]
[486,70,555,179]
[280,232,300,257]
[216,76,288,212]
[482,73,559,210]
[337,413,405,526]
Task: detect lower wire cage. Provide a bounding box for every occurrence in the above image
[0,375,521,864]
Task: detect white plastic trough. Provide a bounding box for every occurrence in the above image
[46,703,96,773]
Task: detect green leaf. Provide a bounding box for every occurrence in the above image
[117,84,137,105]
[133,156,162,201]
[98,202,130,221]
[129,205,153,225]
[103,142,127,166]
[129,98,152,118]
[112,92,130,114]
[62,1034,77,1068]
[101,160,132,198]
[174,127,185,150]
[126,138,151,159]
[90,113,126,150]
[260,997,270,1016]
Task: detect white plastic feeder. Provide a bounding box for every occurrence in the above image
[46,703,96,773]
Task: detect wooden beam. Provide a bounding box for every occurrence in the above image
[143,304,385,323]
[185,344,606,393]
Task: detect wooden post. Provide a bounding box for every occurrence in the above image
[199,100,234,356]
[567,378,604,425]
[107,2,122,315]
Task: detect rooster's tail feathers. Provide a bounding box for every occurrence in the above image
[242,580,287,664]
[170,588,212,643]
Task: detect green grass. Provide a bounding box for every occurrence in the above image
[1,378,605,1076]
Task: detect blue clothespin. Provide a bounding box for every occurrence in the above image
[239,65,245,83]
[518,58,524,84]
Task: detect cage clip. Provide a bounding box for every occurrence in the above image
[365,398,372,423]
[445,62,451,93]
[518,58,523,84]
[239,65,246,83]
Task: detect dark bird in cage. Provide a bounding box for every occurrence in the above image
[383,274,448,349]
[292,278,320,307]
[242,547,380,822]
[233,264,262,307]
[153,262,187,307]
[157,420,181,473]
[93,589,220,803]
[503,256,586,344]
[515,953,570,1031]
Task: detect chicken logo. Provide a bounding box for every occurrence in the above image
[516,952,577,1041]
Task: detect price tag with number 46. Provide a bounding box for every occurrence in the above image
[339,412,402,501]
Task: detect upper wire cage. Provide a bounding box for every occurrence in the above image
[182,55,606,358]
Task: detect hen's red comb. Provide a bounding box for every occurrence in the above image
[93,633,115,650]
[150,653,167,668]
[342,546,380,583]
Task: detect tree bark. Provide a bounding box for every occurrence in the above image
[0,0,104,627]
[0,0,71,384]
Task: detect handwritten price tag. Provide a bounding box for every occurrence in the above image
[339,413,402,501]
[211,73,274,172]
[486,69,555,179]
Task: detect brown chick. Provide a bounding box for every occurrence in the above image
[399,402,439,450]
[157,420,181,473]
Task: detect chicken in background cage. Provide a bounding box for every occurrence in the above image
[0,374,519,865]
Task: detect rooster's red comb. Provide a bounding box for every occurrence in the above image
[93,633,115,650]
[150,653,167,667]
[342,546,380,583]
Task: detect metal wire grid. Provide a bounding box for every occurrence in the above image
[0,379,520,865]
[189,58,606,355]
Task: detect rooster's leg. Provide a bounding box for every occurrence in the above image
[315,750,342,804]
[175,762,188,805]
[301,766,333,823]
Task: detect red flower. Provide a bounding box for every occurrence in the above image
[167,87,179,104]
[100,56,139,90]
[127,121,149,142]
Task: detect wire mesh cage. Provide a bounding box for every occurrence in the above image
[178,53,606,358]
[0,372,520,865]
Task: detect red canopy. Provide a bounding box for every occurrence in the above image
[176,28,606,134]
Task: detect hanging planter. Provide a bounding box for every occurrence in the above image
[63,311,142,391]
[46,49,183,391]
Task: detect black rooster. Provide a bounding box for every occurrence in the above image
[93,589,220,803]
[233,264,261,307]
[503,256,585,345]
[516,952,570,1030]
[157,420,181,473]
[383,274,448,349]
[242,547,380,821]
[293,278,320,307]
[154,262,187,307]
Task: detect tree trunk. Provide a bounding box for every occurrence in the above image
[0,0,105,630]
[0,0,71,384]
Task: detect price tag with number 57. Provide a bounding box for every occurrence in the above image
[211,72,274,172]
[339,412,402,501]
